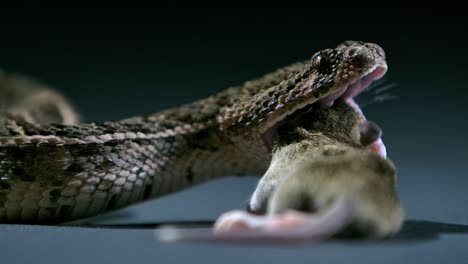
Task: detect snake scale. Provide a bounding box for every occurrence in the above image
[0,40,403,239]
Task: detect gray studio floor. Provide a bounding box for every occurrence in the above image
[1,158,468,264]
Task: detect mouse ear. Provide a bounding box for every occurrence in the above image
[359,120,382,146]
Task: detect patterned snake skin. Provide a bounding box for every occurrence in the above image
[0,40,389,224]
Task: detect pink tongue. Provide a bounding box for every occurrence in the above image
[319,70,377,107]
[318,86,347,106]
[342,73,375,100]
[342,79,362,99]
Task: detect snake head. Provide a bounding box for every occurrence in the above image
[220,40,387,155]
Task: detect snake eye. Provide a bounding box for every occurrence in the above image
[312,53,331,74]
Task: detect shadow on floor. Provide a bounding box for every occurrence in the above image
[391,220,468,242]
[334,220,468,244]
[68,219,468,243]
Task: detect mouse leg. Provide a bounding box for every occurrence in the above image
[248,164,288,214]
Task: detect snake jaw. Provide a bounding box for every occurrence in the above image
[260,62,388,153]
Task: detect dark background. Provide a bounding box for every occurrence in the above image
[0,6,467,264]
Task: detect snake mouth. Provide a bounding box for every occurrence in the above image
[261,65,387,158]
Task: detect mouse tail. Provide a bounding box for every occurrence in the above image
[154,198,354,244]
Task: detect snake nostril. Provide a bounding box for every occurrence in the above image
[376,46,386,58]
[365,43,386,59]
[348,48,357,57]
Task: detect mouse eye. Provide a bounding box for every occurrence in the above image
[312,53,331,74]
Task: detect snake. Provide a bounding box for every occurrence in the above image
[0,40,403,241]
